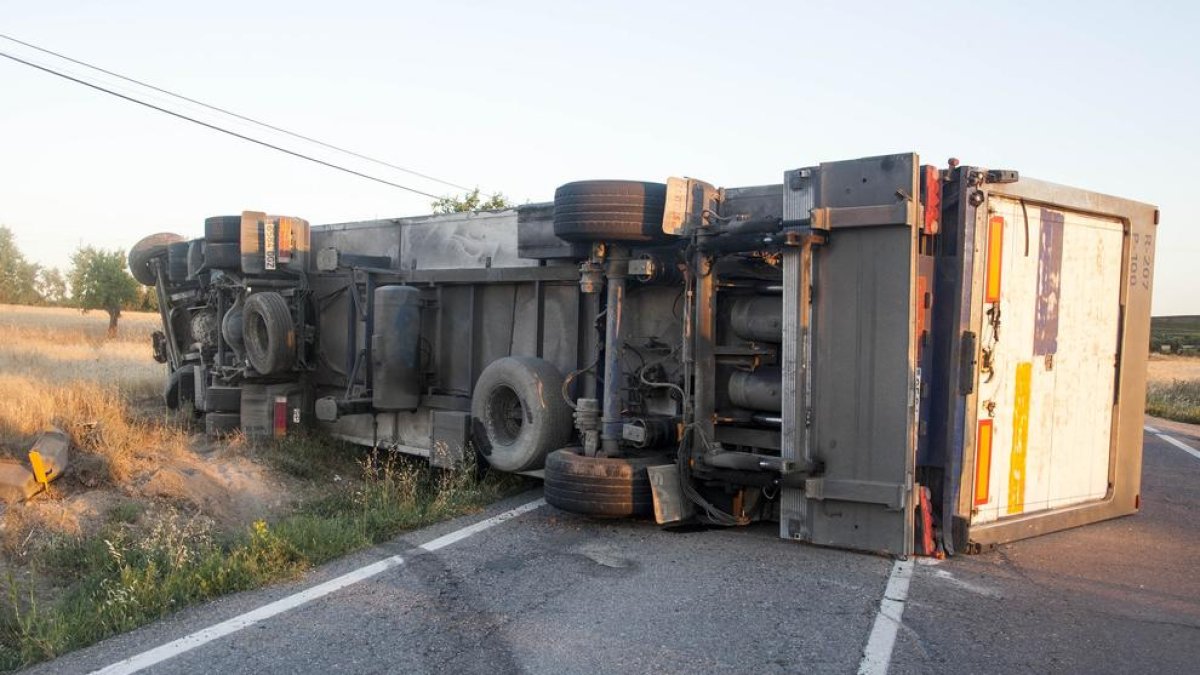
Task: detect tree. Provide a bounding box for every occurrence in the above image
[431,188,513,214]
[130,285,159,313]
[36,267,68,306]
[69,246,138,337]
[0,225,41,304]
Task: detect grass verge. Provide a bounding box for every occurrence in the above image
[1146,379,1200,425]
[0,440,529,671]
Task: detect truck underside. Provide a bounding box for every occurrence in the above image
[132,152,1157,557]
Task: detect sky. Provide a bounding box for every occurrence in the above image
[1,0,1196,315]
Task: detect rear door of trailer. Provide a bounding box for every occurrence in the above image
[953,178,1155,549]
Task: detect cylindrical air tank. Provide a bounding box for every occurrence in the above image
[730,296,783,343]
[727,367,782,412]
[372,285,422,411]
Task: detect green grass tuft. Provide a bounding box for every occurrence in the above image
[0,448,530,671]
[106,501,144,525]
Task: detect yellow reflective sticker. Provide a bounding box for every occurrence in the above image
[1008,362,1032,515]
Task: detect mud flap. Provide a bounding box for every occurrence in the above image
[648,463,693,524]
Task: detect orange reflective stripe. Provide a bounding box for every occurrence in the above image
[974,420,993,506]
[985,216,1004,303]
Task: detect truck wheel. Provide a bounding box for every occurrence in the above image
[205,386,241,413]
[167,242,190,282]
[471,357,573,473]
[243,292,295,375]
[205,412,240,437]
[204,242,240,270]
[543,447,670,517]
[128,232,184,286]
[553,180,670,243]
[187,239,205,279]
[164,367,195,410]
[205,215,241,243]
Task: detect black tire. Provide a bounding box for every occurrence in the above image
[128,232,184,286]
[167,242,190,283]
[164,367,195,410]
[187,239,205,279]
[205,215,241,243]
[205,412,240,437]
[470,356,573,473]
[205,386,242,413]
[243,292,295,375]
[543,447,671,517]
[151,331,169,364]
[553,180,669,243]
[204,242,240,270]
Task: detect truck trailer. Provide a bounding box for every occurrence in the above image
[129,152,1157,557]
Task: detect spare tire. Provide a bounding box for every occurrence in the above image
[553,180,669,243]
[543,447,671,518]
[204,242,240,270]
[471,356,573,473]
[128,232,184,286]
[243,292,294,375]
[205,215,241,243]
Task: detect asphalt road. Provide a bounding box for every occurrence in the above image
[29,423,1200,674]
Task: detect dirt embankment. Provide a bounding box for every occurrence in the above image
[0,305,302,563]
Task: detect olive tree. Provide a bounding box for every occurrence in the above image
[431,188,512,214]
[0,225,40,304]
[36,267,68,306]
[69,246,138,336]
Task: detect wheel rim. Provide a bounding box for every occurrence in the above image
[487,385,524,445]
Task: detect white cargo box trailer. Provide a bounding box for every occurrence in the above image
[135,153,1156,557]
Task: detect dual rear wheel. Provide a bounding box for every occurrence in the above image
[470,356,668,518]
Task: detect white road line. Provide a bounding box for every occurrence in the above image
[1143,425,1160,434]
[91,498,546,675]
[858,559,915,675]
[1156,432,1200,461]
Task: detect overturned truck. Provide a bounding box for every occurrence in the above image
[131,153,1157,557]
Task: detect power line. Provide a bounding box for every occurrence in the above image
[0,49,444,199]
[0,33,489,197]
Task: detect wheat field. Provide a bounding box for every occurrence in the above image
[0,304,183,480]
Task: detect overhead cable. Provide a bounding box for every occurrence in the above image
[0,33,489,196]
[0,49,443,199]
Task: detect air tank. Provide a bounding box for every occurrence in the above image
[730,296,783,343]
[221,296,245,358]
[372,285,422,411]
[727,367,782,412]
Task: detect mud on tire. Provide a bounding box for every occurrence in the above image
[470,356,573,473]
[543,447,672,518]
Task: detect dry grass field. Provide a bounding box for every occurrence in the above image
[0,303,522,670]
[0,304,174,482]
[1146,353,1200,384]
